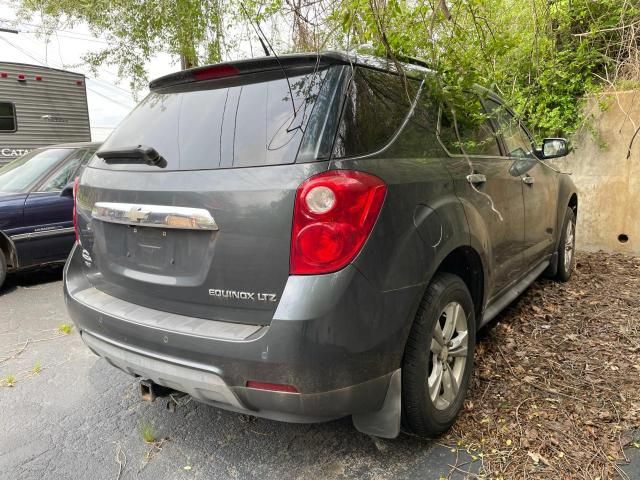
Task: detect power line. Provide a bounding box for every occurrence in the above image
[0,35,135,109]
[86,81,135,106]
[86,86,134,109]
[0,34,47,65]
[2,25,108,43]
[85,77,136,101]
[23,29,109,44]
[0,18,106,41]
[2,18,161,101]
[0,33,135,101]
[4,25,138,98]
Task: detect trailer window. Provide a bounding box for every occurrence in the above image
[0,102,16,132]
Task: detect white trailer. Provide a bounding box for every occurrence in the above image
[0,62,91,166]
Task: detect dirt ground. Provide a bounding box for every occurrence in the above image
[446,252,640,479]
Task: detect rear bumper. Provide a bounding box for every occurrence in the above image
[64,244,422,427]
[82,331,244,409]
[80,330,396,423]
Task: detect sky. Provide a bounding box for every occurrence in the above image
[0,3,177,140]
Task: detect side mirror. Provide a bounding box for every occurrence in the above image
[539,138,569,159]
[60,181,74,198]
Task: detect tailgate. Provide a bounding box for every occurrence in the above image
[76,163,328,325]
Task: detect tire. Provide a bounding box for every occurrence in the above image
[0,248,6,291]
[402,272,476,437]
[555,207,576,282]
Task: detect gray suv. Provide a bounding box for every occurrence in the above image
[64,52,577,438]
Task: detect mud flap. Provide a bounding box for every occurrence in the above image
[352,369,401,439]
[544,251,559,277]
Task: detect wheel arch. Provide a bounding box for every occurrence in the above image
[568,192,578,216]
[0,231,18,270]
[555,176,579,250]
[414,197,489,329]
[431,245,485,323]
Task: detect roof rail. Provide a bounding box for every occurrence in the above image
[392,54,431,70]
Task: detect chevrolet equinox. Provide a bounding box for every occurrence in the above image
[64,52,578,438]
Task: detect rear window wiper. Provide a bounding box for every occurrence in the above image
[95,145,167,168]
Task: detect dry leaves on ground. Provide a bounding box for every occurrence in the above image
[448,252,640,479]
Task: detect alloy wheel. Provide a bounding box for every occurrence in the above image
[428,302,469,410]
[564,220,575,272]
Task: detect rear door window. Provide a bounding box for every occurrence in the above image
[438,96,501,157]
[333,68,419,158]
[91,70,328,171]
[384,84,445,158]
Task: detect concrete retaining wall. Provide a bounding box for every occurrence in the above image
[555,90,640,255]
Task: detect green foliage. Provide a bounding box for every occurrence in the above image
[324,0,640,138]
[15,0,640,137]
[57,323,72,334]
[139,420,156,444]
[32,361,42,374]
[17,0,229,91]
[3,374,16,387]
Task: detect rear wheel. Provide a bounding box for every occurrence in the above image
[0,249,6,291]
[556,207,576,282]
[402,272,476,437]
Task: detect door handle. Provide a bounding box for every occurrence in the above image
[522,175,535,185]
[466,173,487,185]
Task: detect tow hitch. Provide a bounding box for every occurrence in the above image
[139,379,174,402]
[139,379,189,412]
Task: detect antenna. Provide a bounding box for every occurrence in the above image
[257,36,270,57]
[240,3,270,57]
[239,2,297,119]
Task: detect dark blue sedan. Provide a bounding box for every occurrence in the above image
[0,142,100,289]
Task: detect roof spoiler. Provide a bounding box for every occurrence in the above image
[149,52,350,91]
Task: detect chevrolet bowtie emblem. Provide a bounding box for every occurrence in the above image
[126,207,150,222]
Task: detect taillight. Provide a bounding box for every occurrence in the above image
[290,170,387,275]
[72,177,80,244]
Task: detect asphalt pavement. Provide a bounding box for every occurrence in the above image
[0,267,482,480]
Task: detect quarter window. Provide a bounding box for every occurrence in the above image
[333,68,419,158]
[0,102,16,132]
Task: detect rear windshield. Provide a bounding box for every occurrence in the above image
[91,69,329,171]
